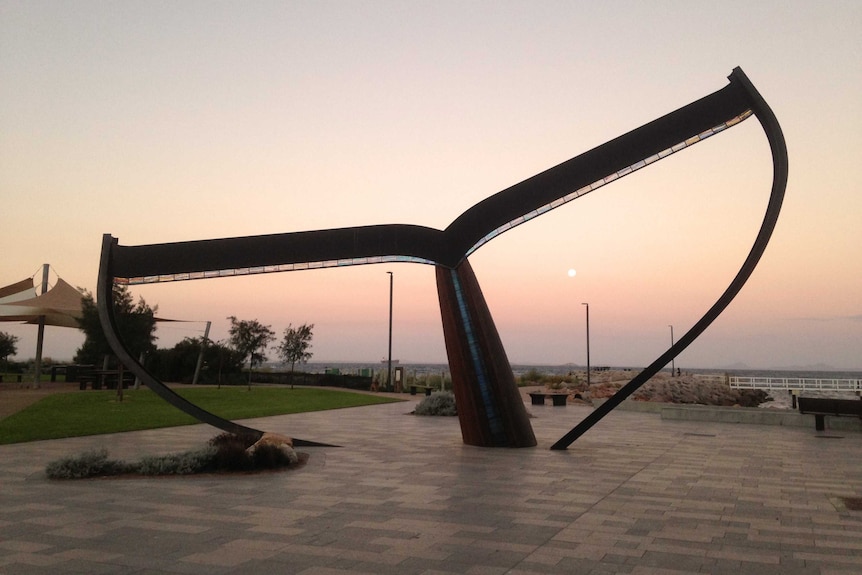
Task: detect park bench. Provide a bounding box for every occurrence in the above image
[528,392,569,406]
[77,367,134,390]
[797,397,862,431]
[50,364,92,383]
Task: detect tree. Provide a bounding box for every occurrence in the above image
[275,323,314,388]
[227,316,275,389]
[74,284,158,366]
[0,331,18,372]
[149,337,245,385]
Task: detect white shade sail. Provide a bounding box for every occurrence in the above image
[0,277,84,328]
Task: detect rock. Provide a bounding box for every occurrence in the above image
[245,432,298,465]
[557,370,769,407]
[253,432,294,448]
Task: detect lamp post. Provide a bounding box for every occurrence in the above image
[387,271,394,392]
[668,324,675,376]
[582,302,590,386]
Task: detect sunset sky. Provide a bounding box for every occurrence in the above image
[2,1,860,370]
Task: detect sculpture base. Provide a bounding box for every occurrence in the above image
[436,260,536,448]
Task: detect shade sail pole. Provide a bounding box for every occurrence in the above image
[192,321,211,385]
[32,264,49,389]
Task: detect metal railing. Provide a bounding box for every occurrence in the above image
[729,376,862,392]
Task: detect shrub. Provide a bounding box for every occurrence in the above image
[209,432,257,471]
[414,391,457,416]
[45,433,300,479]
[518,368,544,385]
[45,448,134,479]
[251,443,299,468]
[209,431,258,450]
[207,432,298,470]
[137,447,217,475]
[546,379,564,390]
[425,374,444,390]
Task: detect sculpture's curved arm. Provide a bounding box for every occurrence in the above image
[551,67,788,449]
[106,69,756,284]
[448,77,753,259]
[109,224,442,283]
[97,236,334,446]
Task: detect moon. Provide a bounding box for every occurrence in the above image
[567,269,577,277]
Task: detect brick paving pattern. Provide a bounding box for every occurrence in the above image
[1,398,861,574]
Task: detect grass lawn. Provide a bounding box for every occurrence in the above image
[0,387,403,444]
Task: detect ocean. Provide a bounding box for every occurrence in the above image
[285,361,861,382]
[267,361,861,408]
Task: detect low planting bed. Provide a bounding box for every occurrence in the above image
[413,391,457,416]
[46,432,304,479]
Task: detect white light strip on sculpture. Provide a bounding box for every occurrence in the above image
[465,110,754,257]
[120,255,435,285]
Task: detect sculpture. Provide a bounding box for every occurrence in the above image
[98,67,786,448]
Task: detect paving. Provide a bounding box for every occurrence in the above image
[1,395,861,574]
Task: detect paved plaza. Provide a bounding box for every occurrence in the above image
[1,396,861,574]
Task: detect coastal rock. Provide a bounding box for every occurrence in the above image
[547,371,769,407]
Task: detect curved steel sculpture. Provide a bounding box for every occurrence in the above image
[551,70,787,449]
[98,67,786,449]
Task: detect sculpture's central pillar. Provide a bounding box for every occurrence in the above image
[436,260,537,447]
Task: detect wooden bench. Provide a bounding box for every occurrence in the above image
[50,364,92,383]
[77,368,134,390]
[798,397,862,431]
[528,392,569,406]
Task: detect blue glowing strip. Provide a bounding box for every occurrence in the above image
[122,254,436,285]
[465,110,753,257]
[450,269,506,443]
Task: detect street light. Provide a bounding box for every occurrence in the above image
[582,302,590,387]
[668,324,675,376]
[386,271,394,392]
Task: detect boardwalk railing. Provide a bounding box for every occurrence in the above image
[729,376,862,392]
